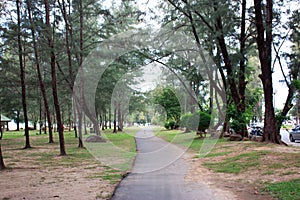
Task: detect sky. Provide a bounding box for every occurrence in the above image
[271,0,300,109]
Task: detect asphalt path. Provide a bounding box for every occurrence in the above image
[111,126,233,200]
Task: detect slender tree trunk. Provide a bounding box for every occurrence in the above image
[16,0,30,149]
[84,115,88,135]
[26,0,53,143]
[105,112,108,129]
[77,0,84,148]
[58,0,74,87]
[39,98,42,135]
[238,0,247,137]
[44,0,66,155]
[113,107,117,133]
[101,113,105,130]
[117,104,122,131]
[254,0,280,144]
[73,99,78,138]
[0,118,5,170]
[68,109,71,132]
[77,106,83,147]
[109,107,112,129]
[17,110,20,131]
[0,143,5,170]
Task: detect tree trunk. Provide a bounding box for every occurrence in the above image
[104,112,108,129]
[109,107,112,129]
[0,120,5,170]
[113,107,117,133]
[68,108,71,132]
[44,110,47,134]
[77,108,84,148]
[84,114,88,135]
[44,0,66,155]
[26,0,53,143]
[117,104,122,132]
[101,113,105,130]
[176,0,247,136]
[0,143,5,170]
[16,0,31,149]
[73,99,78,138]
[16,110,20,131]
[254,0,280,144]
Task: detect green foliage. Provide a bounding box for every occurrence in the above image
[196,111,211,132]
[164,122,170,130]
[164,120,177,130]
[153,87,181,123]
[264,179,300,200]
[168,120,176,129]
[230,118,246,134]
[293,80,300,90]
[227,102,253,134]
[180,113,193,130]
[180,111,211,132]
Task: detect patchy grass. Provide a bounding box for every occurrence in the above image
[264,179,300,200]
[280,171,298,176]
[101,173,123,184]
[83,128,137,171]
[156,128,227,152]
[204,151,232,157]
[203,151,262,174]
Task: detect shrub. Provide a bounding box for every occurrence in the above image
[169,120,176,130]
[180,111,211,132]
[164,122,170,130]
[196,111,211,132]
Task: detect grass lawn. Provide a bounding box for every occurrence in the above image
[264,179,300,200]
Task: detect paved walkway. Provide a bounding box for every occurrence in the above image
[111,127,235,200]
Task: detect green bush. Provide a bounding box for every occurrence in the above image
[164,120,179,130]
[180,113,193,128]
[180,111,211,132]
[196,111,211,132]
[169,120,176,130]
[164,122,170,130]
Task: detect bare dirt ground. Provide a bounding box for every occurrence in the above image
[0,164,113,200]
[186,142,300,200]
[0,135,118,200]
[0,156,116,200]
[186,155,273,200]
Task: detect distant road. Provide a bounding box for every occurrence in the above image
[280,129,300,147]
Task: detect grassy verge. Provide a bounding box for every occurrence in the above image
[203,151,266,174]
[156,128,227,152]
[264,179,300,200]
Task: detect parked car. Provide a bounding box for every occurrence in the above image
[290,125,300,142]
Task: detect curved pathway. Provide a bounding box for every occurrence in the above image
[111,126,235,200]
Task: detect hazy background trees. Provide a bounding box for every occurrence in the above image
[0,0,299,162]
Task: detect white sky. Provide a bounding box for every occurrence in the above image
[130,62,163,92]
[272,0,300,109]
